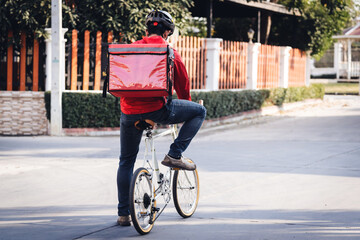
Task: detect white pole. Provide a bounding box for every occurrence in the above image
[347,39,352,80]
[45,28,52,92]
[45,28,68,92]
[61,28,68,91]
[50,0,63,136]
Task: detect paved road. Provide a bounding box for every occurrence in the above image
[0,96,360,240]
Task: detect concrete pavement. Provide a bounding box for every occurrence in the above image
[0,95,360,239]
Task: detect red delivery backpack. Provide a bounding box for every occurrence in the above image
[103,44,174,99]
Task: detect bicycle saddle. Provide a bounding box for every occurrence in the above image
[134,119,155,130]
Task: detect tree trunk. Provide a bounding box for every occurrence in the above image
[261,12,272,44]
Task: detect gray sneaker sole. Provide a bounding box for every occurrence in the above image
[161,158,196,171]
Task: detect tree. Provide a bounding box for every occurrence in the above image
[0,0,75,53]
[212,0,352,58]
[275,0,352,58]
[0,0,193,51]
[185,17,207,37]
[69,0,193,42]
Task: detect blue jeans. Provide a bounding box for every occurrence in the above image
[117,99,206,216]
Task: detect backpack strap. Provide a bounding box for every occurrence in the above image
[166,45,175,104]
[102,67,109,98]
[102,44,109,98]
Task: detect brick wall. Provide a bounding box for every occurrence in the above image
[0,91,48,135]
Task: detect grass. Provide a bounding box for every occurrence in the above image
[324,83,360,95]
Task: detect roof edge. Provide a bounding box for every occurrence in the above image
[228,0,301,16]
[333,35,360,39]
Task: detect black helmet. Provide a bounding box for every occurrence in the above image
[146,10,175,36]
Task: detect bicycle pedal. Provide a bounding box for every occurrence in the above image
[152,207,160,212]
[172,167,180,170]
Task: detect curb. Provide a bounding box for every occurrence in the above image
[61,99,324,136]
[199,99,323,133]
[63,127,120,136]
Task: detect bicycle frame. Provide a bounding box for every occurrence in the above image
[143,125,177,182]
[141,125,178,218]
[130,123,199,233]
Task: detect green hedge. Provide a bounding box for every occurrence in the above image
[45,84,324,128]
[188,90,266,119]
[45,92,121,128]
[265,83,325,106]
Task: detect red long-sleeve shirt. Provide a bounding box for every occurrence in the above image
[120,36,191,115]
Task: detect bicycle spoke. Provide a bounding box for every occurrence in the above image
[173,170,199,218]
[130,168,155,234]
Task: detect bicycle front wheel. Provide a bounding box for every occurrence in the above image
[172,169,199,218]
[129,168,156,235]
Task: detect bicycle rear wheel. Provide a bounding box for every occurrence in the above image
[172,169,199,218]
[129,167,156,235]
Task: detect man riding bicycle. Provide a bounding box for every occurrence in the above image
[117,10,206,226]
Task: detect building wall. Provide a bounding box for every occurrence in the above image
[0,91,48,135]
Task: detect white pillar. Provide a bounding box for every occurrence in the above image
[45,28,68,92]
[45,29,52,92]
[347,39,352,80]
[50,0,63,136]
[205,38,222,91]
[334,42,342,80]
[279,46,291,88]
[305,51,311,87]
[246,43,261,89]
[61,29,67,91]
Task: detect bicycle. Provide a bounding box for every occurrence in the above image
[129,119,200,235]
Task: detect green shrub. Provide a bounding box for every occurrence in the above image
[45,92,121,128]
[308,83,325,99]
[44,84,324,128]
[265,84,325,106]
[190,90,266,119]
[285,87,306,103]
[269,88,287,106]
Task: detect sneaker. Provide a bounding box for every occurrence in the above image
[161,154,196,171]
[117,215,131,226]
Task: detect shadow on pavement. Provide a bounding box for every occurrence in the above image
[1,205,360,240]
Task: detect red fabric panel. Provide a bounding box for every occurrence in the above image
[119,36,191,115]
[109,53,170,97]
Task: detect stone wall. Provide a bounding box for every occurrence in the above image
[0,91,48,135]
